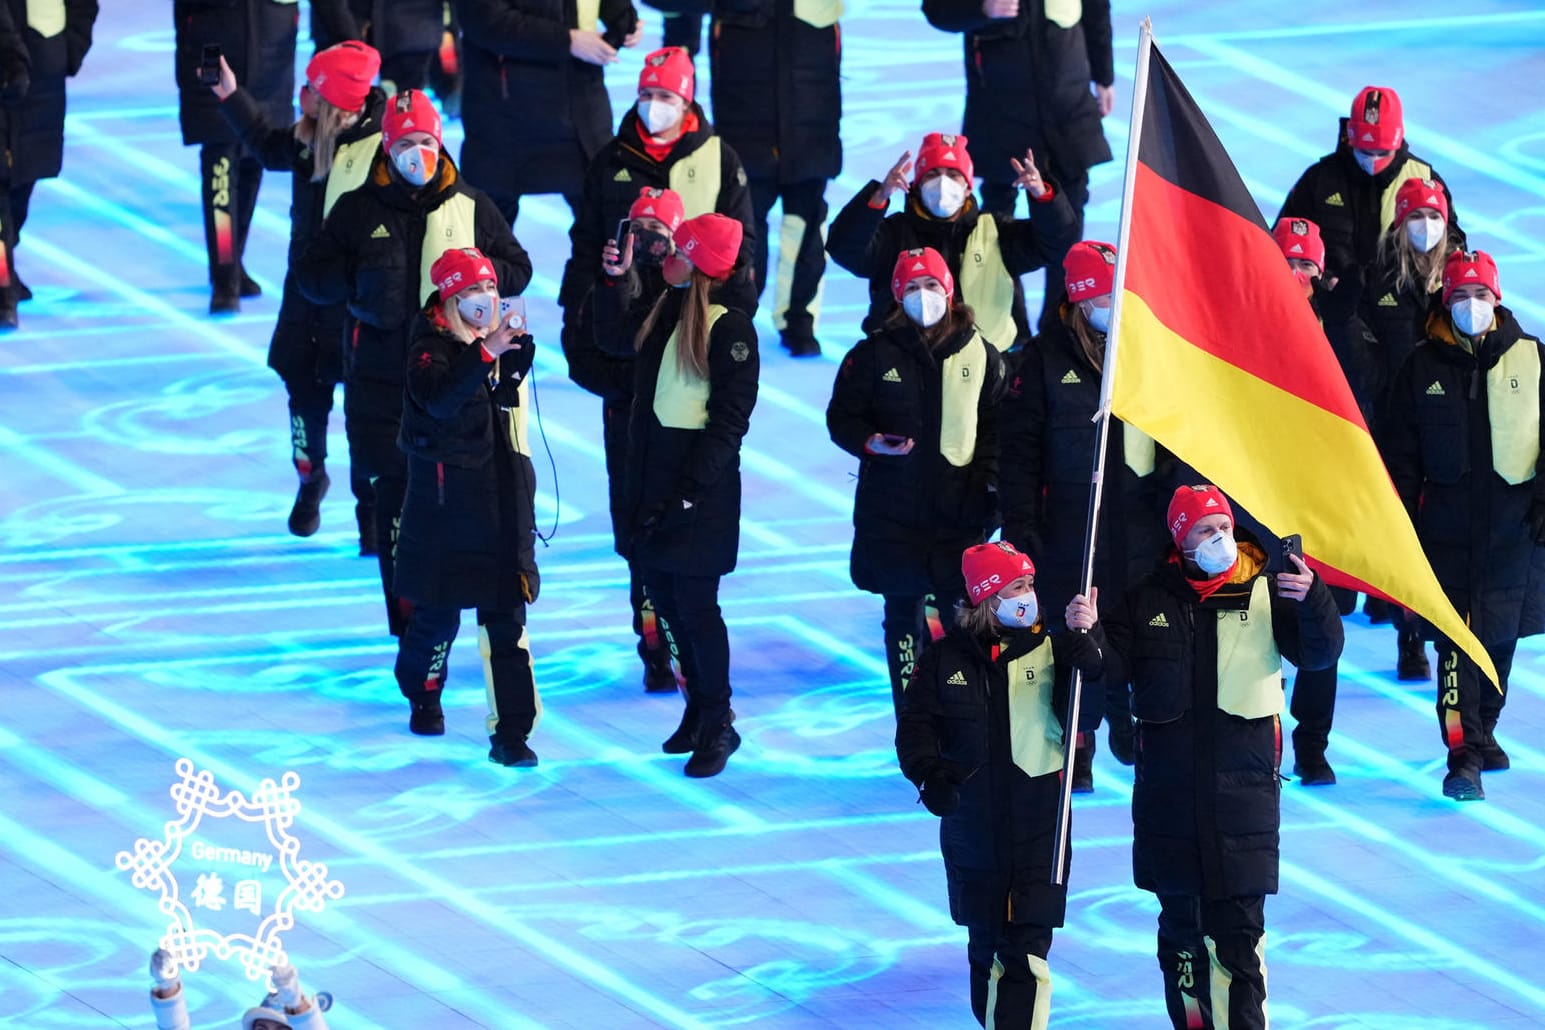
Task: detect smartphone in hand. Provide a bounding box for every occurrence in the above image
[1281,533,1303,566]
[614,218,632,247]
[499,296,527,332]
[198,44,222,87]
[881,434,910,448]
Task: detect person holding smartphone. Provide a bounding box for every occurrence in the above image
[826,246,1006,713]
[392,246,542,765]
[1101,485,1343,1030]
[598,212,759,777]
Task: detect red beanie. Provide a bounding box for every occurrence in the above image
[913,132,973,185]
[1349,85,1403,151]
[1393,177,1448,225]
[430,247,496,299]
[890,247,954,303]
[306,41,379,113]
[673,213,742,280]
[1064,241,1117,302]
[382,89,442,149]
[629,186,685,233]
[639,46,695,104]
[962,541,1035,607]
[1272,217,1325,274]
[1166,485,1233,546]
[1442,250,1501,305]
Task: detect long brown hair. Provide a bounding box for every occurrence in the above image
[1067,303,1105,372]
[1375,220,1454,298]
[955,597,1002,638]
[636,270,715,378]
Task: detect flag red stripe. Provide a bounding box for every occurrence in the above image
[1125,160,1366,428]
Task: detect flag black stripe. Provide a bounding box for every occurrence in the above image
[1137,44,1266,231]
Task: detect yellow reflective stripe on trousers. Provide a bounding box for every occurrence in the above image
[1204,932,1269,1030]
[323,134,381,219]
[772,212,824,331]
[654,305,729,430]
[26,0,65,36]
[939,332,988,467]
[1007,636,1063,777]
[1488,337,1541,485]
[1215,577,1284,720]
[957,216,1017,352]
[481,622,542,736]
[793,0,842,28]
[984,952,1053,1030]
[668,137,723,218]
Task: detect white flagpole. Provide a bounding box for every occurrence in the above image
[1051,15,1157,888]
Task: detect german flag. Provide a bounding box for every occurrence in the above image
[1107,33,1497,685]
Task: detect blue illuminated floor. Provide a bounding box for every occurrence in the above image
[4,3,1545,1027]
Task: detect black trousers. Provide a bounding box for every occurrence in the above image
[966,920,1054,1028]
[882,593,954,714]
[642,569,731,730]
[0,182,34,302]
[660,4,708,55]
[394,602,538,743]
[747,177,828,336]
[199,144,263,292]
[1436,633,1515,773]
[345,385,408,635]
[485,188,580,238]
[980,174,1091,338]
[630,560,672,668]
[1156,893,1268,1030]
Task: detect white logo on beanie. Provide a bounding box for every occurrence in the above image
[1359,130,1375,143]
[402,117,416,129]
[910,260,926,272]
[942,150,957,162]
[1289,243,1304,254]
[641,205,655,215]
[1205,497,1219,508]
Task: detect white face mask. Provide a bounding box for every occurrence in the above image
[1405,213,1445,253]
[456,292,497,330]
[1083,302,1111,333]
[902,288,948,328]
[1451,298,1495,338]
[393,143,437,186]
[920,176,968,219]
[638,98,684,136]
[1186,533,1237,575]
[993,589,1039,629]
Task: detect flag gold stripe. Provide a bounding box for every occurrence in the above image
[1114,289,1499,685]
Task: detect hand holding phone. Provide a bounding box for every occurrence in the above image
[868,433,915,456]
[1281,533,1303,565]
[1277,533,1313,601]
[499,296,527,333]
[198,44,222,87]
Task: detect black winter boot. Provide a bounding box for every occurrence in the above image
[641,648,678,694]
[288,468,330,537]
[489,737,538,767]
[1071,732,1095,793]
[662,706,700,755]
[684,721,741,778]
[1292,749,1337,786]
[408,696,444,736]
[1397,628,1430,681]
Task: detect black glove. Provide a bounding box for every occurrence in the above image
[0,55,29,104]
[641,496,692,532]
[600,7,639,49]
[918,770,960,817]
[1314,264,1363,325]
[1526,499,1545,545]
[502,334,536,382]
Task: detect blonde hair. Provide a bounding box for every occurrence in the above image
[299,96,362,182]
[636,270,715,378]
[439,294,481,346]
[1376,218,1452,299]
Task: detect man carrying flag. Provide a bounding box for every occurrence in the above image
[1070,17,1503,1028]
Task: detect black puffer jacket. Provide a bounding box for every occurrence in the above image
[559,104,758,340]
[707,0,840,185]
[826,183,1078,339]
[827,319,1004,596]
[1103,539,1343,898]
[312,0,441,57]
[1278,123,1462,281]
[296,151,531,469]
[997,312,1168,613]
[1355,249,1463,430]
[920,0,1112,189]
[897,621,1105,927]
[616,288,761,577]
[173,0,297,147]
[218,85,387,380]
[1383,307,1545,626]
[0,0,95,187]
[457,0,638,198]
[395,313,539,610]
